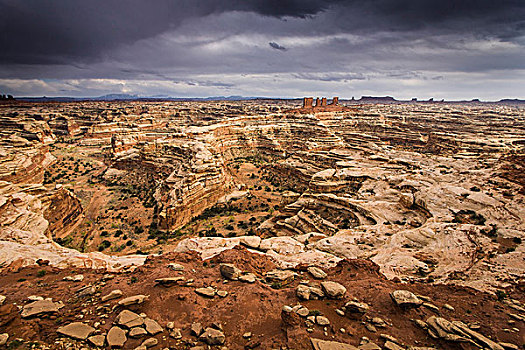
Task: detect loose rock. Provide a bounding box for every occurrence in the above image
[155,277,185,286]
[88,334,105,347]
[144,318,163,335]
[141,337,158,348]
[0,333,9,346]
[21,299,63,318]
[199,327,225,345]
[116,310,144,328]
[195,287,216,298]
[118,295,149,307]
[321,281,346,299]
[239,273,257,283]
[129,327,148,338]
[265,270,296,284]
[63,274,84,282]
[101,289,123,302]
[311,338,359,350]
[57,322,95,340]
[107,326,127,348]
[220,263,242,280]
[344,301,369,316]
[191,322,203,336]
[168,263,184,271]
[308,266,327,279]
[390,290,423,307]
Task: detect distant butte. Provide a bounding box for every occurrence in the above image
[290,96,351,113]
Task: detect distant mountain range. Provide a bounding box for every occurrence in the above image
[9,94,525,105]
[15,94,264,102]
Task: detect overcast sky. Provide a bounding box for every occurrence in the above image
[1,0,524,100]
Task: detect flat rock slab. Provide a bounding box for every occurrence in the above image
[57,322,95,340]
[107,326,127,347]
[116,310,144,328]
[88,334,106,347]
[144,318,163,335]
[21,299,63,318]
[129,327,148,338]
[311,338,359,350]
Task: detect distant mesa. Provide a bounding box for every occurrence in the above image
[0,94,14,100]
[357,96,397,103]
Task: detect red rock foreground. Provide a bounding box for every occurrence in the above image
[0,248,523,349]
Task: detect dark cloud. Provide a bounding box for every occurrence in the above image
[0,0,330,64]
[269,42,287,51]
[0,0,524,99]
[2,0,524,65]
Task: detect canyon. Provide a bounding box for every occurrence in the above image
[0,99,524,349]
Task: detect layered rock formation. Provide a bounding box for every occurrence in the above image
[0,100,523,294]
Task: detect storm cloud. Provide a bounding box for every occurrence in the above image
[1,0,524,99]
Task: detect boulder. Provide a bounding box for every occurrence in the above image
[296,284,311,300]
[199,327,225,345]
[390,290,422,307]
[220,263,242,280]
[57,322,95,340]
[344,301,369,316]
[265,270,296,284]
[308,266,327,279]
[321,281,346,299]
[239,236,262,249]
[316,316,330,326]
